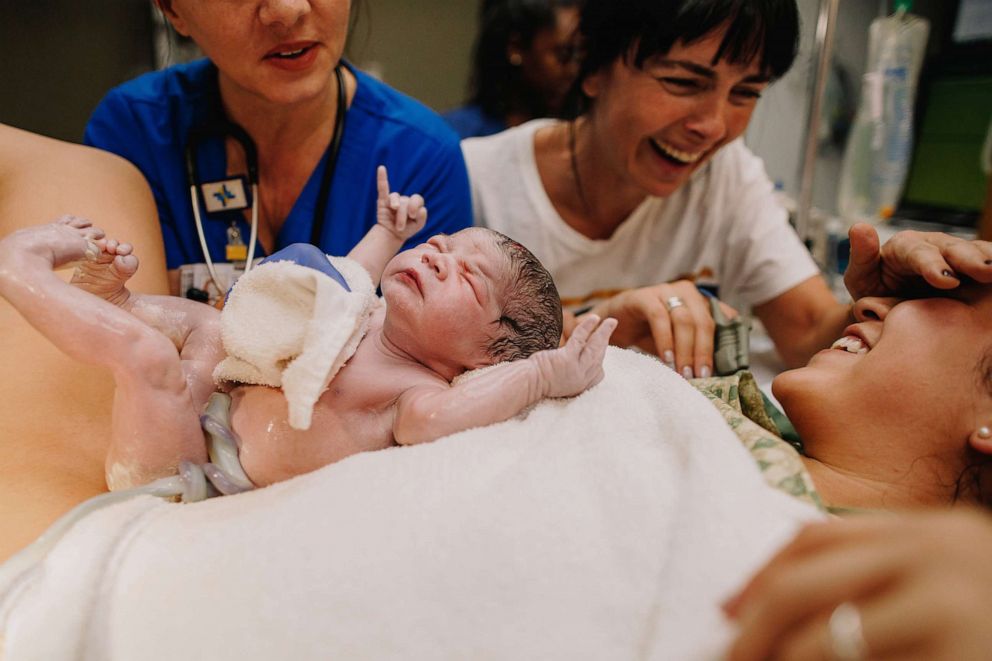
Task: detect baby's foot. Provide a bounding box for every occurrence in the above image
[0,215,105,269]
[70,233,139,308]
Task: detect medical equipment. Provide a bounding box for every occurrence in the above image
[183,65,347,297]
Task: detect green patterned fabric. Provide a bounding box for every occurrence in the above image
[692,372,825,512]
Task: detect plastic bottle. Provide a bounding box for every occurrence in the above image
[836,0,929,224]
[836,73,883,223]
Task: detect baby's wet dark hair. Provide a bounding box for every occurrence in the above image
[566,0,800,115]
[484,230,563,362]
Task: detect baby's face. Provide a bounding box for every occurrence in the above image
[380,228,510,369]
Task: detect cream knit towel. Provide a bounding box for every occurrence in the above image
[212,256,376,430]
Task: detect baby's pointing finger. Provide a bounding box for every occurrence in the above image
[376,165,390,202]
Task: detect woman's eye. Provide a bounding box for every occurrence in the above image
[658,77,704,94]
[731,87,763,102]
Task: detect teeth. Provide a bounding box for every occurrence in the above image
[830,336,868,354]
[275,48,306,58]
[651,139,703,164]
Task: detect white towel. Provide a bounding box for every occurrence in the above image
[0,348,822,660]
[212,255,376,430]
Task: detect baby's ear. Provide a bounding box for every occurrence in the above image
[970,425,992,456]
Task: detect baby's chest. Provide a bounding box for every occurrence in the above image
[230,383,395,487]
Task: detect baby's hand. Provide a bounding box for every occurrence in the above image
[529,314,617,398]
[376,165,427,241]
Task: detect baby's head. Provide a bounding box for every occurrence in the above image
[484,229,563,361]
[381,227,562,374]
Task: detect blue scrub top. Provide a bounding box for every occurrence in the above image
[441,105,507,140]
[84,59,472,270]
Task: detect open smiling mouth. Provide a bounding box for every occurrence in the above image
[649,138,704,166]
[267,45,314,60]
[831,336,869,354]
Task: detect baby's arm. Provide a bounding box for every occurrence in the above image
[348,166,428,286]
[393,315,617,445]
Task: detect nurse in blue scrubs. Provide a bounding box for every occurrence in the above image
[85,0,472,296]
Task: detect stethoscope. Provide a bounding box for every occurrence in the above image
[183,65,347,294]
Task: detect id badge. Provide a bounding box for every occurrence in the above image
[201,176,250,214]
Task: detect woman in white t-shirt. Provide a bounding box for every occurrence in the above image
[464,0,991,378]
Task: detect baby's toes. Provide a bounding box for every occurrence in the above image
[78,225,106,245]
[111,254,140,280]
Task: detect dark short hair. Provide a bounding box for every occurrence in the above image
[566,0,800,115]
[468,0,582,119]
[483,230,563,362]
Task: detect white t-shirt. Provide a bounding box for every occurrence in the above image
[462,119,818,311]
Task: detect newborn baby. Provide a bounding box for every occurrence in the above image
[0,167,615,492]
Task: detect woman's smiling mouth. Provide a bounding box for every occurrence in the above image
[649,138,704,165]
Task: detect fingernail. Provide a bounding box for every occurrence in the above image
[942,269,957,278]
[698,365,712,378]
[663,350,675,367]
[681,366,694,379]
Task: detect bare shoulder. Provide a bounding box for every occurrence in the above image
[0,125,169,562]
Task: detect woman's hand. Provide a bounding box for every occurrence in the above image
[724,509,992,661]
[587,280,737,378]
[845,223,992,300]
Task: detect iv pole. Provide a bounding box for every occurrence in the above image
[795,0,841,244]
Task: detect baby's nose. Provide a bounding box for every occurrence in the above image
[422,253,448,279]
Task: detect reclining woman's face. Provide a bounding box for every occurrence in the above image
[773,286,992,454]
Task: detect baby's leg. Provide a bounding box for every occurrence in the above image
[0,217,208,489]
[70,236,225,414]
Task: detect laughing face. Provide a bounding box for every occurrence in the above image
[773,289,992,451]
[161,0,350,107]
[379,229,512,371]
[582,24,769,198]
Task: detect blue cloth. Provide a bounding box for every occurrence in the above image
[441,105,507,140]
[85,59,472,270]
[259,243,350,291]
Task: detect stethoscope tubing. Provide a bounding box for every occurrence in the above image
[184,65,345,295]
[188,182,259,293]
